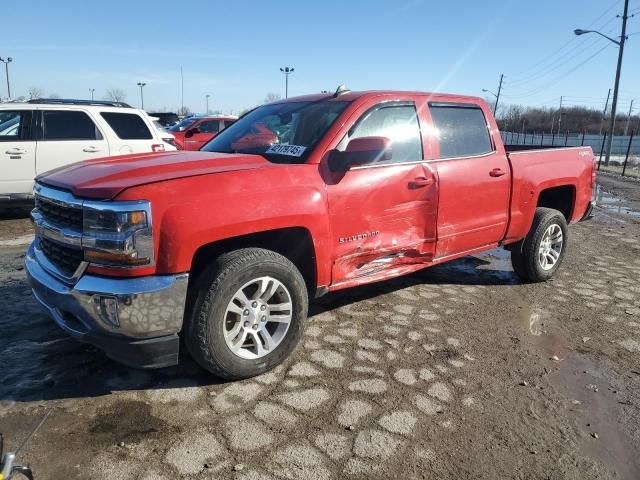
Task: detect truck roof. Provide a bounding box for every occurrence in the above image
[275,90,485,105]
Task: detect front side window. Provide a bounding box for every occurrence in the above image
[339,104,423,164]
[42,110,101,141]
[168,117,197,132]
[201,100,349,164]
[197,120,221,134]
[0,111,28,140]
[101,112,153,140]
[429,104,493,158]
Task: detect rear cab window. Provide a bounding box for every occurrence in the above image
[41,110,102,140]
[428,103,493,158]
[100,112,153,140]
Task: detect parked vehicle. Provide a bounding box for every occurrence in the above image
[0,99,177,206]
[169,115,237,150]
[25,88,595,380]
[147,112,179,128]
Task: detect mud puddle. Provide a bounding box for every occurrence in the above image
[519,305,640,478]
[595,185,640,218]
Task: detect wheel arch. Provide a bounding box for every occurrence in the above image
[535,184,576,222]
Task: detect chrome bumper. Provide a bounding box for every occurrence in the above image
[25,243,189,368]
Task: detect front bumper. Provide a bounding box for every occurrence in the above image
[25,244,189,369]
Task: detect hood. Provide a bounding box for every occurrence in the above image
[38,151,276,199]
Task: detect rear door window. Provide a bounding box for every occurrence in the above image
[100,112,153,139]
[42,110,101,140]
[0,110,32,141]
[428,104,493,158]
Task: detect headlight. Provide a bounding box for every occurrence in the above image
[82,202,154,267]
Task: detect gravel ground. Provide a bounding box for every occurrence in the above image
[0,176,639,480]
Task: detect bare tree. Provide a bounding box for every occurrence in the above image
[105,88,127,102]
[264,92,282,104]
[177,106,192,116]
[28,86,44,100]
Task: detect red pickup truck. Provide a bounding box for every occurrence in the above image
[26,88,596,379]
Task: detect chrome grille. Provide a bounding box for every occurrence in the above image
[35,196,83,230]
[33,183,87,282]
[39,237,84,276]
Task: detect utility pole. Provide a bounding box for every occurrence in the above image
[280,67,294,99]
[180,66,184,114]
[89,88,95,101]
[557,96,564,136]
[599,88,611,136]
[624,99,634,136]
[206,94,210,114]
[493,74,504,115]
[0,57,13,99]
[579,0,630,165]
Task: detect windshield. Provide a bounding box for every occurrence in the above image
[169,117,197,132]
[201,100,349,163]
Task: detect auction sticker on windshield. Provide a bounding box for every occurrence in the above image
[266,144,307,156]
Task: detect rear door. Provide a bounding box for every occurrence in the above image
[99,111,158,154]
[326,100,438,284]
[427,102,511,257]
[0,109,36,196]
[35,109,109,175]
[184,119,221,150]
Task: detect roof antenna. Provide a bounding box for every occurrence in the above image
[333,85,350,97]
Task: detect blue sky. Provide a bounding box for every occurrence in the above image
[3,0,640,115]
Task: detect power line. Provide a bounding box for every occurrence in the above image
[504,29,614,87]
[501,43,614,99]
[505,0,620,80]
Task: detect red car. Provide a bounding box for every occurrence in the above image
[169,115,237,150]
[27,88,595,380]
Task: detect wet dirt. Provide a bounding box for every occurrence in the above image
[0,176,639,479]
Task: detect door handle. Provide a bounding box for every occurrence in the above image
[83,147,100,153]
[408,176,434,189]
[489,168,507,177]
[6,148,26,155]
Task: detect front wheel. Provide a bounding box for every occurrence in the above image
[185,248,308,380]
[510,207,568,282]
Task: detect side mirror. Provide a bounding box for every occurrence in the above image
[328,136,392,172]
[184,127,200,138]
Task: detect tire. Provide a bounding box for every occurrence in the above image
[185,248,308,380]
[510,207,568,283]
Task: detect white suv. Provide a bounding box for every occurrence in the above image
[0,99,177,206]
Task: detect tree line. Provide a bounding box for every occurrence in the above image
[497,104,639,136]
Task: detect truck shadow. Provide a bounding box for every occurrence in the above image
[0,249,518,403]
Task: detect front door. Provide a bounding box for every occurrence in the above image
[427,102,511,257]
[184,119,221,150]
[36,109,110,175]
[325,101,438,285]
[0,109,37,196]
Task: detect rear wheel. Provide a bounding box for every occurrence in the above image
[185,248,308,380]
[510,207,568,282]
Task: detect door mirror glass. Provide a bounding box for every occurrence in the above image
[329,136,392,172]
[185,127,200,138]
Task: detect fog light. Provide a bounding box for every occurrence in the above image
[98,296,120,327]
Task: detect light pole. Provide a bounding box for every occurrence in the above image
[280,67,294,99]
[482,73,503,115]
[206,94,210,114]
[137,82,146,109]
[89,88,95,101]
[0,56,13,100]
[575,0,630,166]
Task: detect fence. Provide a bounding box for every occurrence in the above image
[500,130,640,179]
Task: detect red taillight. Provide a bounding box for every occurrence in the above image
[591,156,597,188]
[152,144,165,153]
